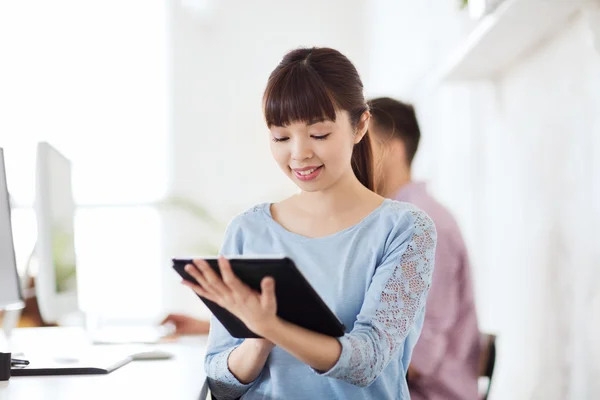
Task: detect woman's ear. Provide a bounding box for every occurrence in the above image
[354,111,371,144]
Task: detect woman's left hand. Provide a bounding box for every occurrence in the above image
[182,256,278,336]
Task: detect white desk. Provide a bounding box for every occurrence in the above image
[0,327,209,400]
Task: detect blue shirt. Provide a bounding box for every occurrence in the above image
[205,199,437,400]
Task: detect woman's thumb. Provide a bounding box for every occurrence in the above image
[260,277,276,308]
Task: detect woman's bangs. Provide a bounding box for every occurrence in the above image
[264,64,338,127]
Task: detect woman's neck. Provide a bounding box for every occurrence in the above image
[296,170,378,216]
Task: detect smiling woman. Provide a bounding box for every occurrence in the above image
[267,112,362,188]
[263,48,375,193]
[181,47,437,400]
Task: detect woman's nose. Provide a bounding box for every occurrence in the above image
[291,140,313,160]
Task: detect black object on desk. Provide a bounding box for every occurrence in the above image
[172,256,346,339]
[10,354,132,376]
[0,352,11,381]
[11,358,29,366]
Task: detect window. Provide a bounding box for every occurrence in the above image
[1,0,169,320]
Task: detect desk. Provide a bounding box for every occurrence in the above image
[0,328,209,400]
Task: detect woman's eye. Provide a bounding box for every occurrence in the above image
[272,137,289,142]
[312,133,331,140]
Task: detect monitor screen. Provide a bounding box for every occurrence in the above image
[47,160,77,295]
[0,148,24,311]
[35,142,78,324]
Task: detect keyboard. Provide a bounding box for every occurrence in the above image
[89,324,175,345]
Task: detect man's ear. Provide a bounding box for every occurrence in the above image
[354,111,371,144]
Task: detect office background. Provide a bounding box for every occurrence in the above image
[1,1,599,399]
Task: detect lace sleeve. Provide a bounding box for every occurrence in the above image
[317,207,437,387]
[205,342,255,400]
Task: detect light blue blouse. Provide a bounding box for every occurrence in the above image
[205,199,437,399]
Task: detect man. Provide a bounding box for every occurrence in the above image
[368,97,480,400]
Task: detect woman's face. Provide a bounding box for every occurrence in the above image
[269,110,366,192]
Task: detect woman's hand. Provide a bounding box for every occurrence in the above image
[184,257,341,374]
[182,256,278,337]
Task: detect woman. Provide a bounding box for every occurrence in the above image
[182,47,437,399]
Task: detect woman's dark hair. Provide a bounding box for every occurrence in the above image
[367,97,421,166]
[263,47,374,192]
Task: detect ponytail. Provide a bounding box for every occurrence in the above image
[351,130,375,192]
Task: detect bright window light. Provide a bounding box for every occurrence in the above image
[0,1,169,319]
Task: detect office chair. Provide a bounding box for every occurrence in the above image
[479,333,497,400]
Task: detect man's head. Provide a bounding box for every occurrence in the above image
[367,97,421,169]
[367,97,421,196]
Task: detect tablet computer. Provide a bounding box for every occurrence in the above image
[172,256,346,338]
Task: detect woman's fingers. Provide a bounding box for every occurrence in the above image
[184,263,210,287]
[186,260,231,298]
[181,279,217,303]
[218,256,248,293]
[183,257,261,310]
[194,259,231,294]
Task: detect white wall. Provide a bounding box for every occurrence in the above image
[401,5,600,400]
[364,0,474,100]
[487,10,600,398]
[161,0,370,318]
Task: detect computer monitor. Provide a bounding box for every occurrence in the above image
[0,148,25,349]
[34,142,79,325]
[33,142,171,343]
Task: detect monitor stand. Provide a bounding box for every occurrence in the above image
[0,308,22,353]
[0,330,8,353]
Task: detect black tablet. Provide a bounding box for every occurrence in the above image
[172,256,346,338]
